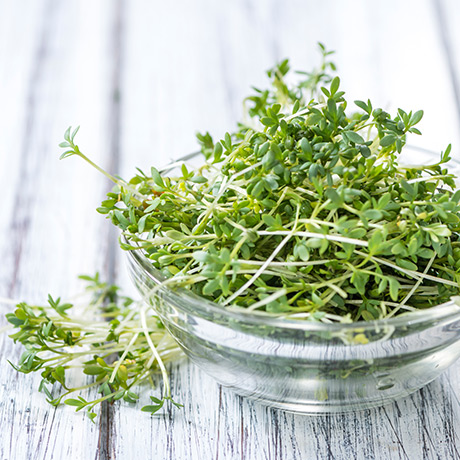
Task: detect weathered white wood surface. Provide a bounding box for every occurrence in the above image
[1,0,460,459]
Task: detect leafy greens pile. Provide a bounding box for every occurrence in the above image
[5,274,182,420]
[60,44,460,323]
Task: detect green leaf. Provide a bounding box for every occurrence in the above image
[190,176,208,184]
[351,270,369,295]
[442,144,452,163]
[391,242,406,256]
[389,278,400,301]
[165,230,185,240]
[138,214,149,233]
[361,310,375,321]
[6,313,24,327]
[452,189,460,203]
[377,192,392,209]
[409,110,424,126]
[400,180,414,196]
[114,210,130,229]
[64,126,72,142]
[300,137,312,155]
[348,228,366,239]
[324,188,342,205]
[327,98,337,117]
[330,76,340,95]
[141,396,164,414]
[363,209,383,220]
[83,365,105,375]
[380,134,397,147]
[395,258,418,271]
[354,100,369,113]
[292,100,300,113]
[213,142,223,160]
[141,404,163,414]
[203,279,221,296]
[262,214,276,227]
[358,145,371,158]
[193,251,209,263]
[305,238,322,249]
[418,248,435,259]
[297,244,309,262]
[65,399,84,407]
[368,230,384,254]
[224,132,232,149]
[151,167,165,187]
[261,117,276,127]
[59,150,76,160]
[344,131,365,144]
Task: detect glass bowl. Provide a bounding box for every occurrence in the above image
[125,146,460,414]
[126,246,460,414]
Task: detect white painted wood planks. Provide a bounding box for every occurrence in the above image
[0,0,459,459]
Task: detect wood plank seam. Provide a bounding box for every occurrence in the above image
[97,0,125,459]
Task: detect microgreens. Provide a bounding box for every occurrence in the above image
[59,43,460,323]
[5,274,183,421]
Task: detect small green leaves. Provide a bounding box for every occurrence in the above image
[54,46,460,327]
[59,126,81,159]
[343,131,365,144]
[380,134,397,147]
[141,396,165,414]
[410,110,424,126]
[7,275,182,421]
[261,117,277,127]
[441,144,452,163]
[262,214,284,230]
[300,137,313,155]
[362,209,383,221]
[213,142,223,162]
[141,396,182,414]
[65,398,86,408]
[376,192,392,209]
[47,295,72,316]
[389,278,400,301]
[368,230,385,255]
[354,99,372,114]
[330,76,340,95]
[190,175,208,184]
[396,258,418,271]
[151,167,165,187]
[203,278,221,295]
[324,187,342,206]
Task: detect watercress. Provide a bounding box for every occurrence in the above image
[5,274,182,421]
[60,44,460,323]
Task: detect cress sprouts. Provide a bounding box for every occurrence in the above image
[5,274,183,421]
[60,44,460,322]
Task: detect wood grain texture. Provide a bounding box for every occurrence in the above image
[0,0,126,459]
[1,0,460,459]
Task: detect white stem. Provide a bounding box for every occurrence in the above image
[140,307,170,398]
[109,332,139,384]
[258,231,369,247]
[399,254,436,306]
[236,259,330,267]
[246,289,288,311]
[368,254,458,287]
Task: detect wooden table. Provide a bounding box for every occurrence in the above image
[1,1,460,458]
